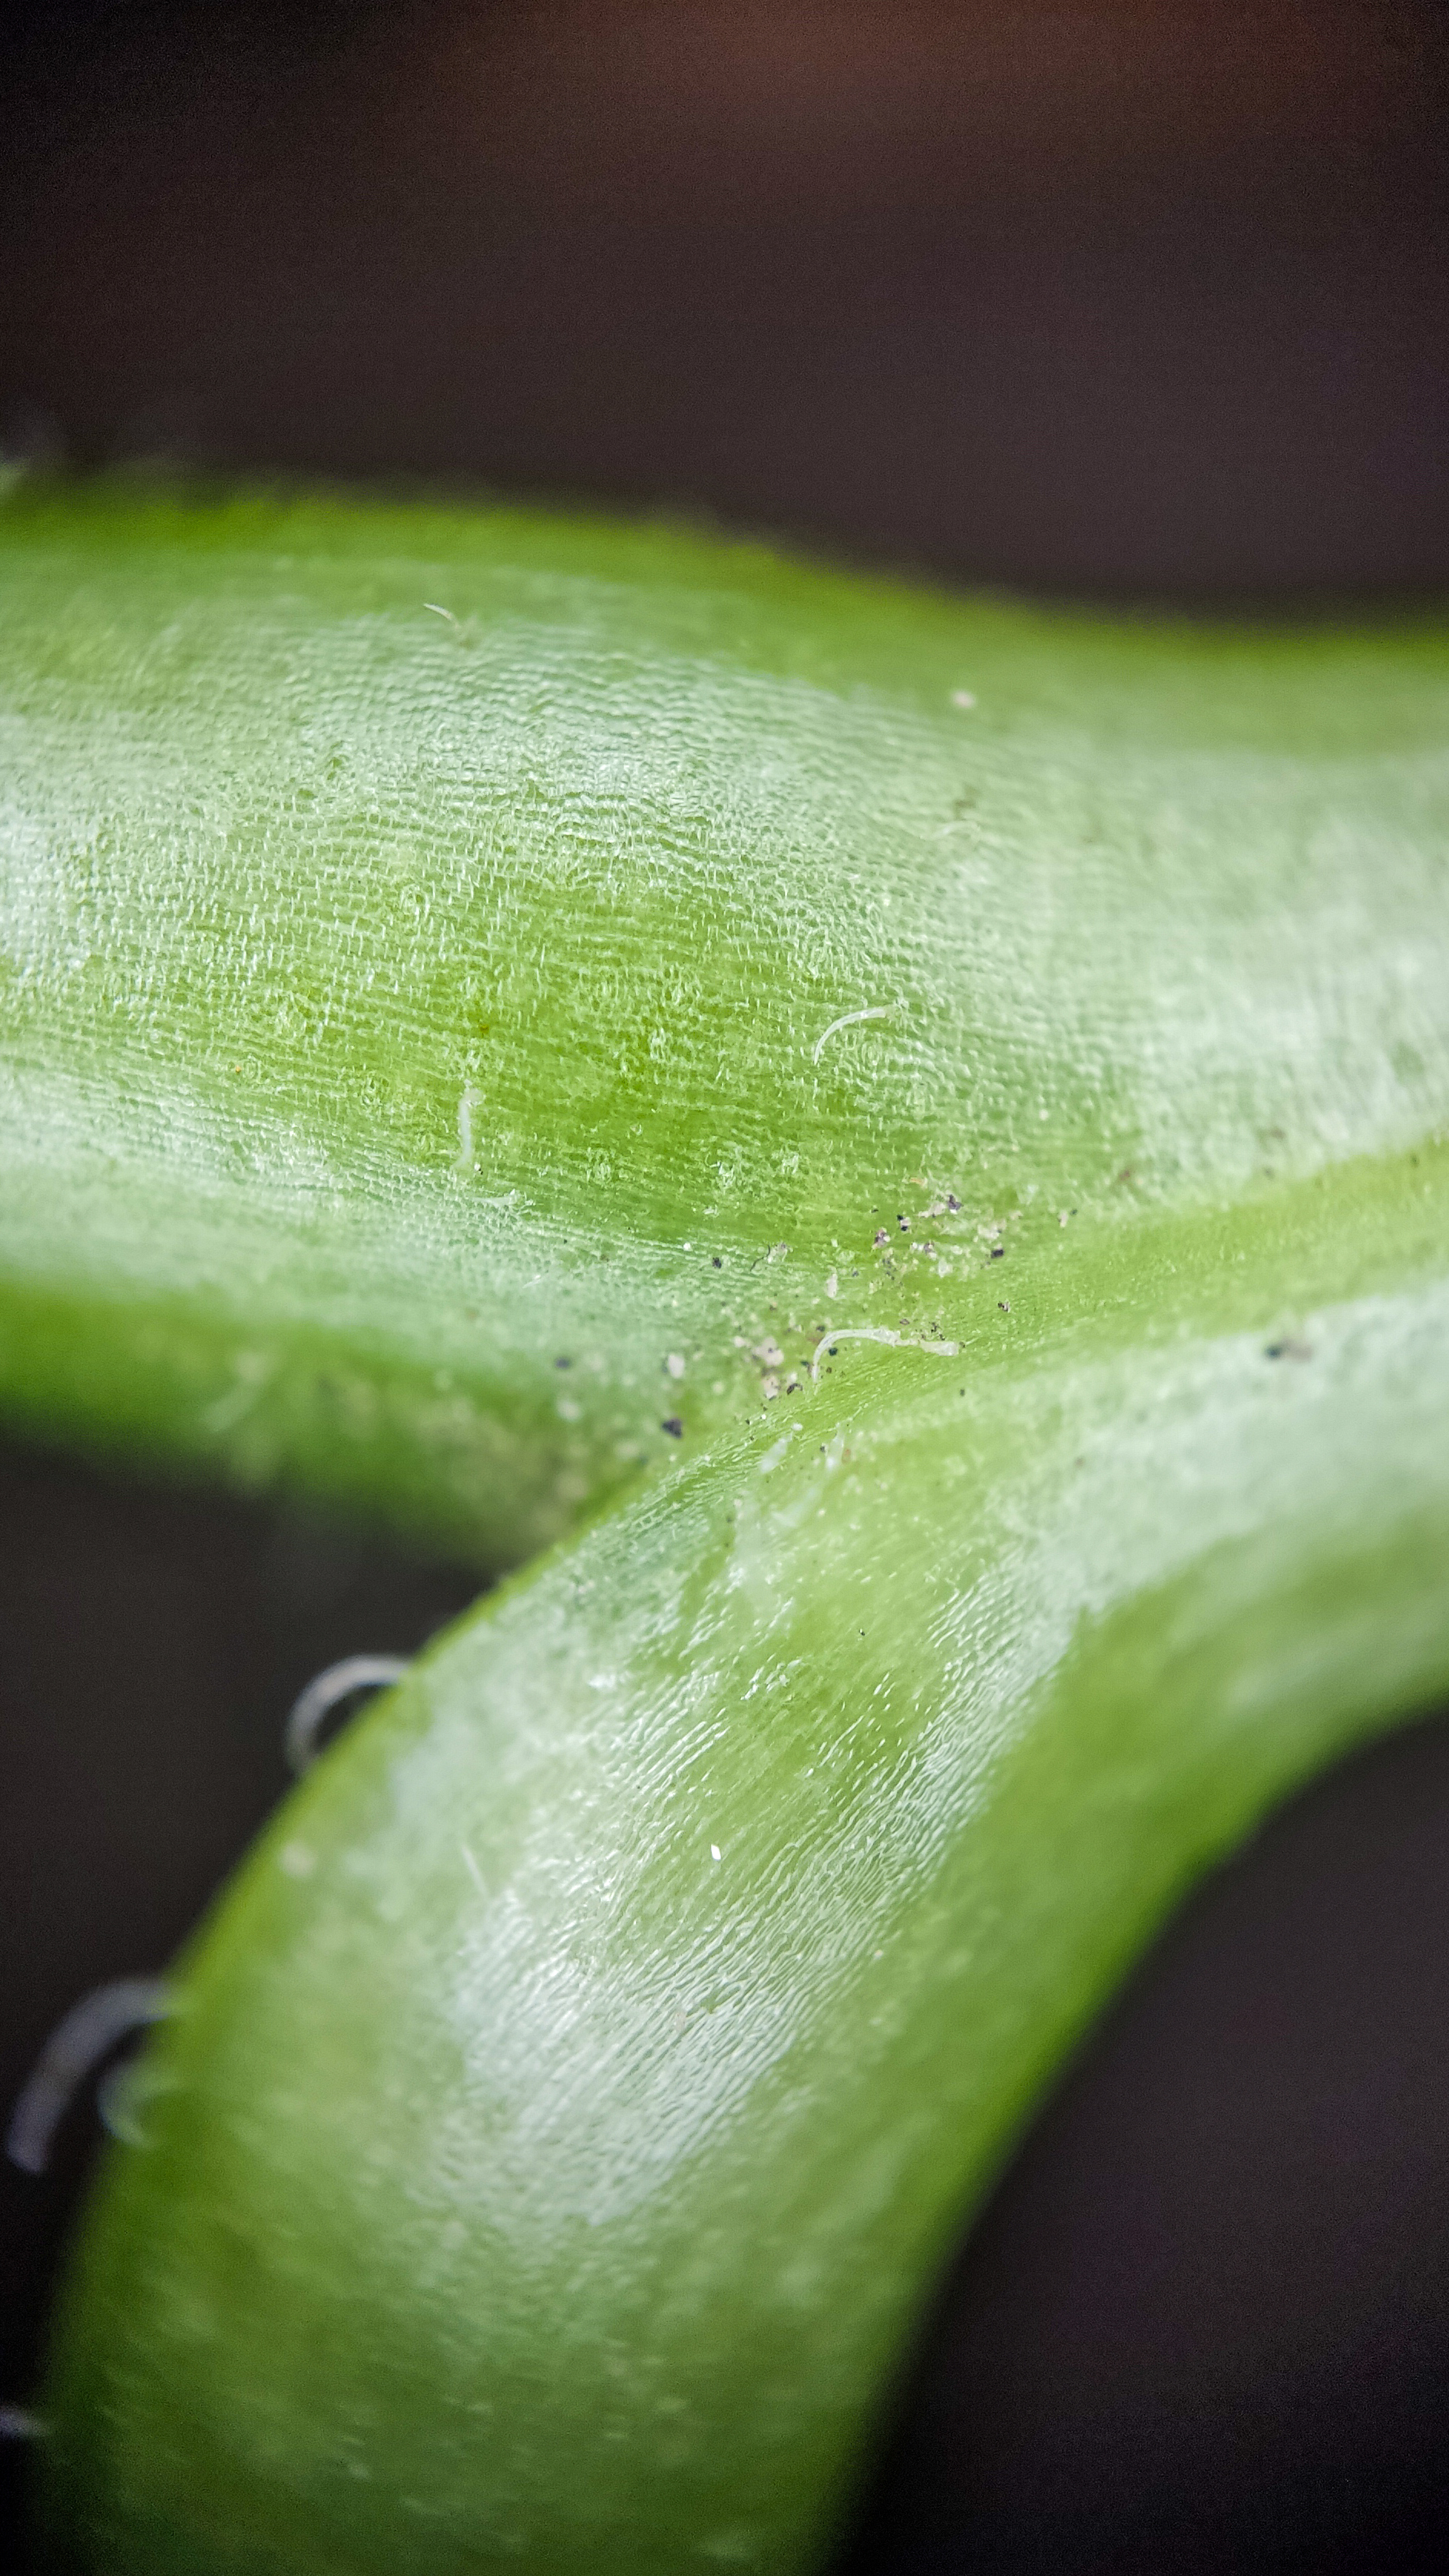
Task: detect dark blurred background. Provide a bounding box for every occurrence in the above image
[3,0,1448,595]
[4,3,1449,2569]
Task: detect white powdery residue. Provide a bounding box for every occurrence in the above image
[455,1086,484,1171]
[811,1005,896,1066]
[809,1327,959,1382]
[825,1270,839,1298]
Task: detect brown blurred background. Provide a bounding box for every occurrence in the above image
[3,5,1449,2571]
[4,0,1447,596]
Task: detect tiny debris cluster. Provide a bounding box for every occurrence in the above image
[628,1166,1084,1455]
